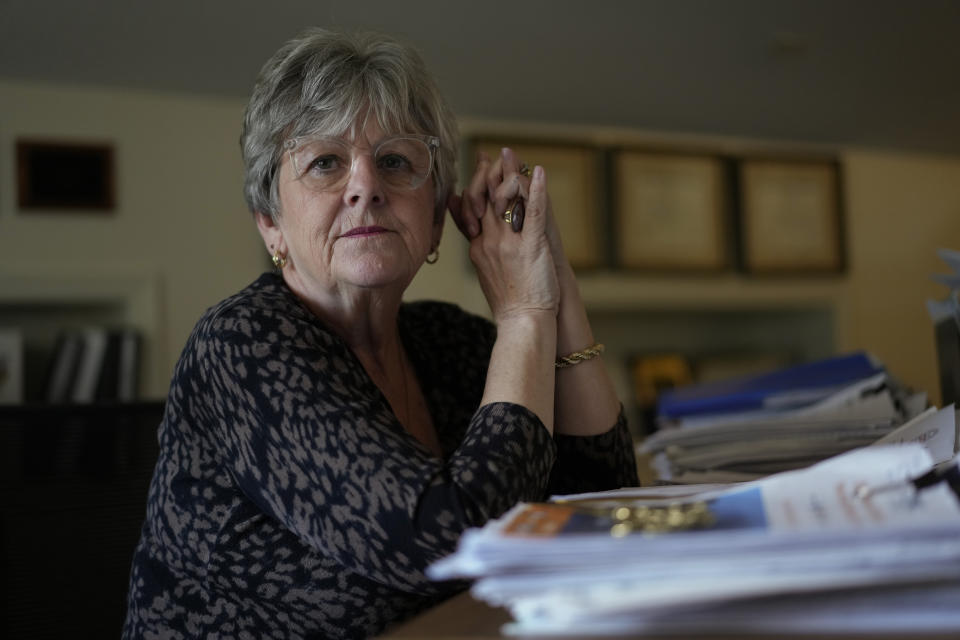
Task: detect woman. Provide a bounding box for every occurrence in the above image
[123,28,637,640]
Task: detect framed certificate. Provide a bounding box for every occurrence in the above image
[738,159,844,274]
[472,139,603,268]
[613,151,729,271]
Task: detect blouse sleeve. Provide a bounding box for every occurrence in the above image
[424,302,639,497]
[547,407,640,496]
[194,304,556,598]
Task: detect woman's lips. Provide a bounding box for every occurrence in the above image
[342,226,389,238]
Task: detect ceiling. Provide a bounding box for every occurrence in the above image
[3,0,960,155]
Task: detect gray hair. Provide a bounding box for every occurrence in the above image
[241,28,458,220]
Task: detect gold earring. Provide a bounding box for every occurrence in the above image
[272,250,287,269]
[426,248,439,264]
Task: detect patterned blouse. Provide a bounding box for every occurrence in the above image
[123,272,637,639]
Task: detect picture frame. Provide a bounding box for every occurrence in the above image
[472,139,603,268]
[738,158,844,274]
[612,150,729,271]
[17,139,115,210]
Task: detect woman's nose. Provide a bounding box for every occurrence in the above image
[344,153,383,206]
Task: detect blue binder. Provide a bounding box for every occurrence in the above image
[657,351,884,420]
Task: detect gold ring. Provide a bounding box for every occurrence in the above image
[503,209,513,224]
[518,163,531,178]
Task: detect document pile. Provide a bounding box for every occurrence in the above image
[639,351,929,483]
[430,435,960,636]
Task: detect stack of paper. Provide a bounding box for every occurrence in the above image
[639,352,930,483]
[430,440,960,636]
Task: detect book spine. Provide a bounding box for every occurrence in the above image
[94,330,123,402]
[46,332,81,403]
[71,328,108,403]
[117,329,140,402]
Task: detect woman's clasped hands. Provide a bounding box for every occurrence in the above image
[448,148,561,324]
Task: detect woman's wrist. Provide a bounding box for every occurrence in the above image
[495,310,558,362]
[484,309,558,432]
[554,266,595,354]
[494,307,557,331]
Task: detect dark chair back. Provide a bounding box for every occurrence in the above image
[935,316,960,406]
[0,402,163,639]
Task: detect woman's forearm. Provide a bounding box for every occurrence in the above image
[481,311,558,434]
[553,263,621,436]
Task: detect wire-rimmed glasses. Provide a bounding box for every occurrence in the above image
[283,133,439,193]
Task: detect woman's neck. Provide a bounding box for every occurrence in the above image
[279,269,442,457]
[281,268,404,363]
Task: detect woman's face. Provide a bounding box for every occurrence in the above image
[261,118,442,300]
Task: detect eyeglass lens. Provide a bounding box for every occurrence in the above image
[289,137,433,192]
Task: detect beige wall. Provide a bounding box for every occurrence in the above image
[2,80,959,405]
[0,81,264,395]
[843,151,960,405]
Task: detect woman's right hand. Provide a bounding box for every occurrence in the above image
[451,151,560,431]
[450,151,560,323]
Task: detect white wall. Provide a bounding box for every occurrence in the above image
[0,81,264,395]
[2,80,959,405]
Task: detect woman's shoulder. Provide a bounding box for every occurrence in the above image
[192,271,315,341]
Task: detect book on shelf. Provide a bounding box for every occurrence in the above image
[45,328,141,404]
[0,329,24,404]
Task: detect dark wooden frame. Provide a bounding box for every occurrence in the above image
[611,148,731,272]
[736,157,845,275]
[17,139,115,211]
[470,137,606,269]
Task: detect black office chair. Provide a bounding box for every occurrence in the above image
[0,402,163,640]
[934,316,960,407]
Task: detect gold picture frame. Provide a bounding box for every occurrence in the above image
[738,159,844,274]
[613,151,728,271]
[472,139,603,268]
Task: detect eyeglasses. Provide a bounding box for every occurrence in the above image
[283,133,440,193]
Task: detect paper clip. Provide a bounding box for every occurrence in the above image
[854,462,960,500]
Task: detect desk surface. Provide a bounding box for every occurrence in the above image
[380,592,508,638]
[380,591,960,639]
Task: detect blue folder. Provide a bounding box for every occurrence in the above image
[657,351,884,420]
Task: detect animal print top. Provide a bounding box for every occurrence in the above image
[123,272,638,639]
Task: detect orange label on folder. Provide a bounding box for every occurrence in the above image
[502,504,575,537]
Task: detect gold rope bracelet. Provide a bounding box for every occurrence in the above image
[554,343,605,369]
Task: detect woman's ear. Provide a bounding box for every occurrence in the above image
[432,200,447,247]
[255,211,284,254]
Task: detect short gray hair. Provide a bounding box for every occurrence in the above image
[241,28,458,219]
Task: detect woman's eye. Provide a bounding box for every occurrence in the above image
[307,155,341,172]
[378,154,412,172]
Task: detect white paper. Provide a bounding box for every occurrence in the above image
[873,404,957,464]
[430,444,960,636]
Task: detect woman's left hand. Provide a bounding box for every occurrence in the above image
[456,150,560,322]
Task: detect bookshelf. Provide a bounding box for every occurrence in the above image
[0,270,159,404]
